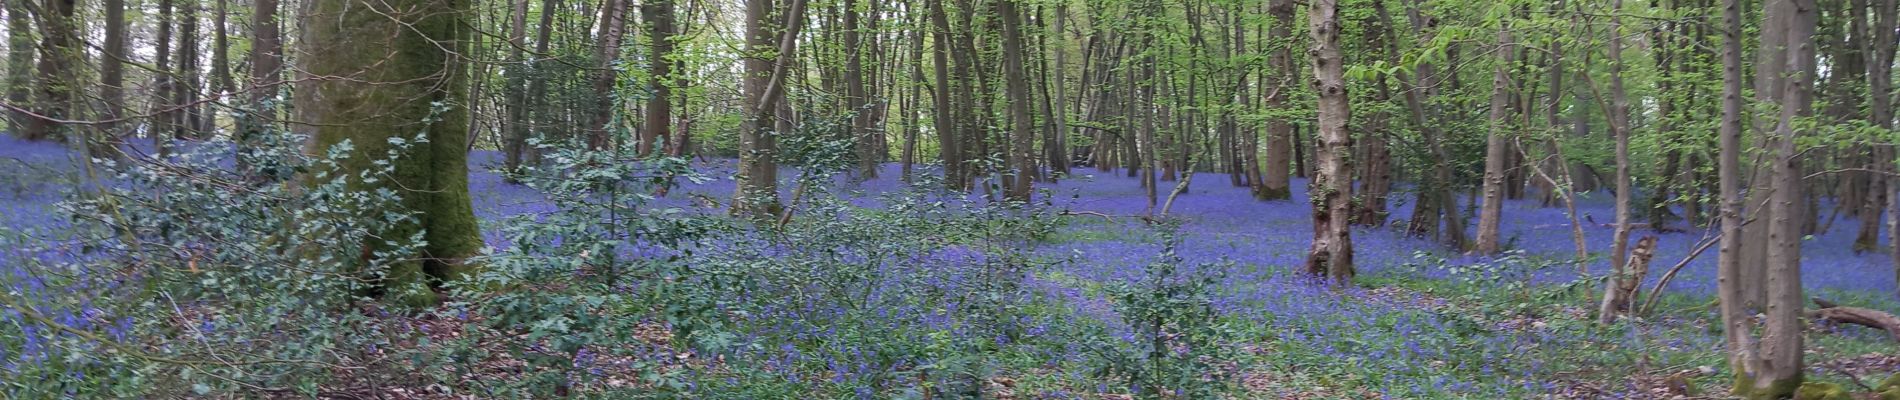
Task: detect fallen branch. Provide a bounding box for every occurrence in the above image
[1057,210,1158,225]
[1810,298,1900,342]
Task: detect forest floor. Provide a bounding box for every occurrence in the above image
[3,140,1898,398]
[463,150,1900,399]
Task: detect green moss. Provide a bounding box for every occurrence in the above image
[1880,373,1900,392]
[1792,382,1848,400]
[1733,372,1802,400]
[305,0,483,307]
[1255,186,1291,201]
[1754,377,1804,400]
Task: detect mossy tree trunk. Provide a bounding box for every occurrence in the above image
[302,0,484,306]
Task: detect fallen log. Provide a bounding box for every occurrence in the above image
[1810,298,1900,342]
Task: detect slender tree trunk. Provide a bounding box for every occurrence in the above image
[24,0,77,142]
[1717,0,1755,380]
[500,0,531,178]
[843,0,876,178]
[177,0,204,136]
[101,0,128,142]
[585,0,631,150]
[2,0,33,138]
[1259,0,1296,200]
[1049,4,1070,176]
[902,8,924,181]
[928,0,961,189]
[735,0,808,216]
[1607,0,1636,278]
[1870,0,1898,290]
[1854,0,1895,253]
[1354,10,1395,227]
[641,0,675,158]
[211,0,234,106]
[1740,0,1793,311]
[1304,0,1353,285]
[998,0,1034,201]
[237,0,280,178]
[1474,22,1515,255]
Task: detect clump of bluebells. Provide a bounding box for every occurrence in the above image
[0,129,433,397]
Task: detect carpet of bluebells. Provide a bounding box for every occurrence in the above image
[3,135,1898,399]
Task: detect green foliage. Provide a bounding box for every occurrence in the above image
[1091,222,1236,399]
[433,138,711,397]
[0,126,435,397]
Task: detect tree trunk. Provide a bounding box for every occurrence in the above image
[902,9,925,181]
[1854,0,1895,254]
[1048,4,1070,176]
[101,0,128,143]
[1474,23,1515,256]
[585,0,631,150]
[211,0,234,108]
[1259,0,1296,201]
[1304,0,1353,286]
[23,0,77,142]
[1869,0,1898,292]
[237,0,281,179]
[1607,0,1635,275]
[736,0,808,216]
[843,0,877,178]
[2,0,32,138]
[177,0,204,135]
[1740,0,1808,394]
[500,0,532,179]
[303,0,483,306]
[998,0,1034,201]
[641,0,675,158]
[927,0,961,189]
[1716,0,1755,382]
[1740,0,1793,312]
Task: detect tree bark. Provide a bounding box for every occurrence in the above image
[303,0,484,306]
[177,0,204,135]
[1854,0,1896,254]
[211,0,234,107]
[100,0,128,142]
[927,0,961,189]
[735,0,808,216]
[1607,0,1635,274]
[1259,0,1296,201]
[1474,22,1515,256]
[641,0,675,158]
[998,0,1034,201]
[1755,0,1816,392]
[2,0,32,139]
[585,0,632,150]
[23,0,77,142]
[1048,4,1070,176]
[237,0,281,178]
[1716,0,1758,387]
[1304,0,1353,286]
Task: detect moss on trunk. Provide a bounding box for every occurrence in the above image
[303,0,482,306]
[1733,372,1803,400]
